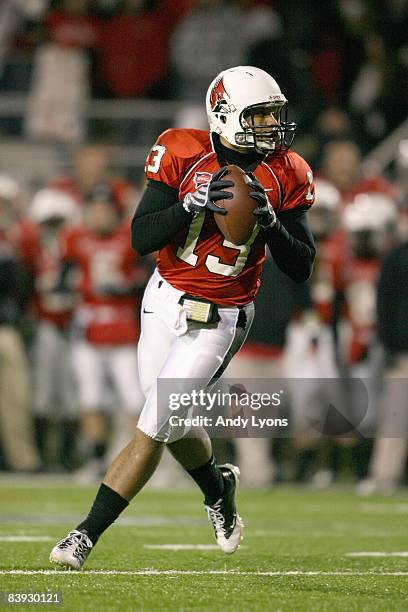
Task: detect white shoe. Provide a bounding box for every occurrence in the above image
[49,529,93,570]
[312,469,334,489]
[205,464,243,554]
[73,459,106,485]
[356,478,397,496]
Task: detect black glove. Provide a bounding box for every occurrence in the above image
[183,166,233,216]
[247,173,277,229]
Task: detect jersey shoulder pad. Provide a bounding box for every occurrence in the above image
[145,128,212,190]
[272,151,315,212]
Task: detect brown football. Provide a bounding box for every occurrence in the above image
[213,165,256,246]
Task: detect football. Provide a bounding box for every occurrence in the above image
[214,165,257,245]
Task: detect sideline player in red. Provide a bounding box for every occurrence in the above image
[50,66,316,568]
[58,184,147,478]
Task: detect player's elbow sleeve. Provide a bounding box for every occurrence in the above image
[131,218,150,256]
[283,246,315,283]
[293,247,315,283]
[291,263,313,283]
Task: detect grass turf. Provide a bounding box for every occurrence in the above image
[0,479,408,611]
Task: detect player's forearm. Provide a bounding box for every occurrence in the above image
[131,181,191,256]
[265,209,316,283]
[132,204,191,256]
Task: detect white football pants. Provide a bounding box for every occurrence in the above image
[71,342,144,416]
[137,269,254,443]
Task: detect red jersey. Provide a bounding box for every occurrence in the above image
[45,11,100,49]
[4,218,39,268]
[145,128,315,307]
[62,222,141,345]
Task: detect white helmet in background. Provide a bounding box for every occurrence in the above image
[314,179,341,211]
[309,179,341,240]
[0,174,21,201]
[30,188,77,224]
[205,66,296,154]
[343,192,398,258]
[343,192,397,232]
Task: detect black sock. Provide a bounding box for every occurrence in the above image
[60,419,79,471]
[186,454,224,505]
[34,417,49,463]
[76,483,129,544]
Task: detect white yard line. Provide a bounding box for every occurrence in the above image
[347,552,408,557]
[0,536,52,542]
[359,503,408,514]
[143,544,220,551]
[1,570,408,577]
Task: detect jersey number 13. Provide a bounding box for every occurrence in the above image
[176,213,259,277]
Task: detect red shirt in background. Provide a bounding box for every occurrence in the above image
[61,221,141,345]
[3,218,40,273]
[98,3,188,97]
[45,10,101,49]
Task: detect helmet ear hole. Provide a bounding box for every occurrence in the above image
[220,116,227,124]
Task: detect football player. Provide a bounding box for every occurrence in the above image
[58,184,147,481]
[0,175,40,472]
[50,66,316,568]
[30,188,78,470]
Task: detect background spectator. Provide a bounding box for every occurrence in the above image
[0,175,40,472]
[50,142,137,211]
[320,140,395,203]
[59,185,149,482]
[170,0,282,128]
[97,0,188,100]
[25,0,100,142]
[29,187,79,471]
[359,237,408,494]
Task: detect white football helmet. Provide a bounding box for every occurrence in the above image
[0,174,20,201]
[343,193,397,233]
[309,179,341,240]
[314,179,341,212]
[30,188,77,224]
[206,66,296,154]
[343,192,398,258]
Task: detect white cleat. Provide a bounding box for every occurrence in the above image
[205,463,243,554]
[49,529,93,570]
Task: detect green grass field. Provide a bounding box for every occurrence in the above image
[0,478,408,611]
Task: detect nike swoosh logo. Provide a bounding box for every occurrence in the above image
[143,308,154,314]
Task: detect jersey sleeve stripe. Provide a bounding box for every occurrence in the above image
[261,162,283,208]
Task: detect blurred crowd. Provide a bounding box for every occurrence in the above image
[0,0,406,155]
[0,0,407,492]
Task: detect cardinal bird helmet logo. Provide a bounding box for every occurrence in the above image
[210,77,235,114]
